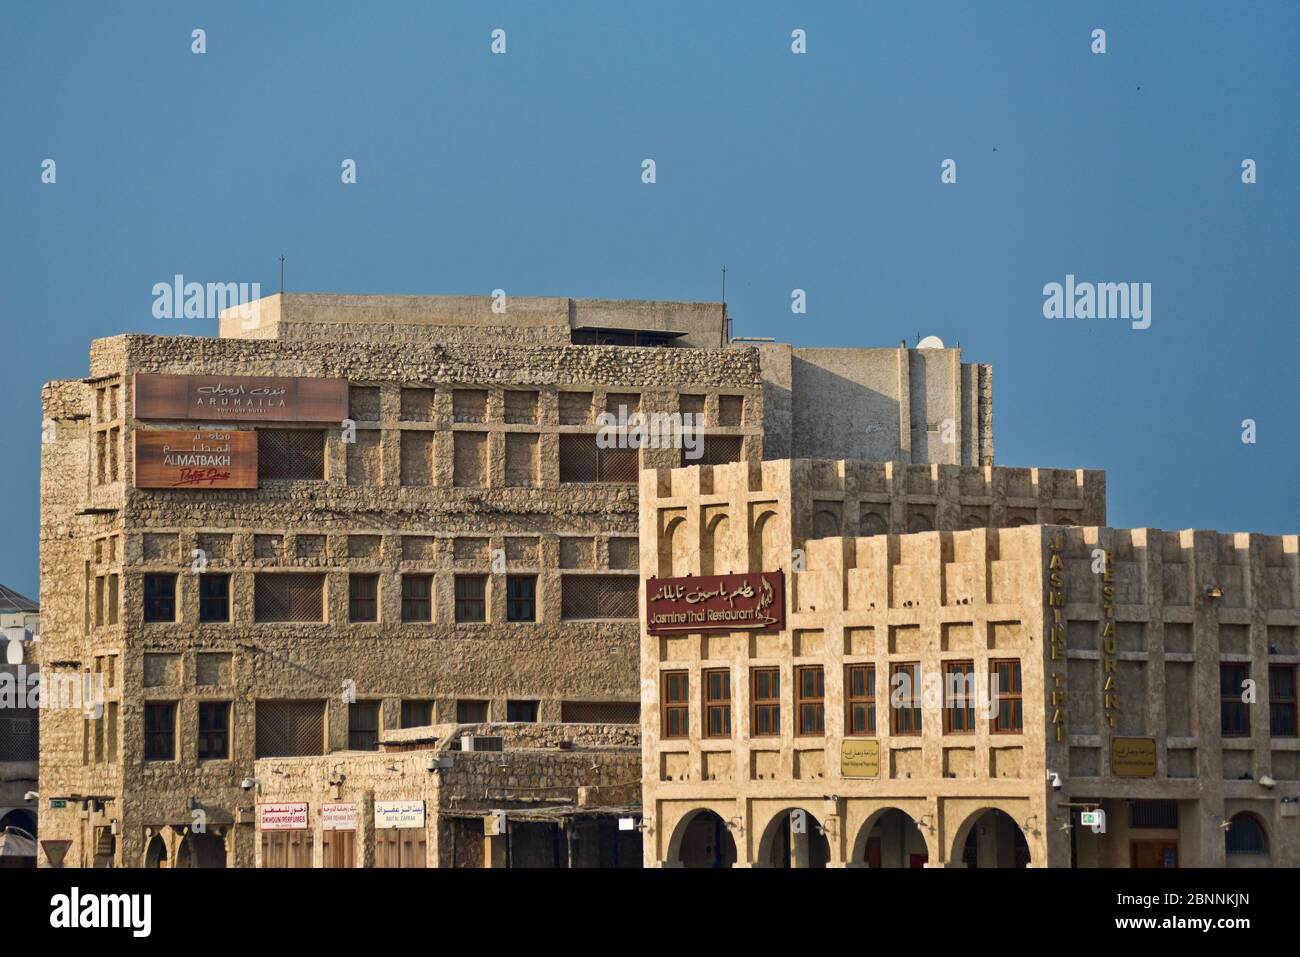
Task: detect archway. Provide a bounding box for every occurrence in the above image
[853,808,930,868]
[951,808,1030,868]
[811,510,839,539]
[670,810,736,868]
[174,829,227,868]
[859,511,887,536]
[758,808,830,868]
[144,832,168,868]
[1225,813,1269,864]
[0,809,37,837]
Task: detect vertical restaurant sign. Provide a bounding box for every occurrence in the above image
[257,803,308,830]
[133,429,257,489]
[646,571,785,634]
[133,373,348,423]
[374,800,425,829]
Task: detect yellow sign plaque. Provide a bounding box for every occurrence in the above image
[1111,736,1157,777]
[841,739,880,779]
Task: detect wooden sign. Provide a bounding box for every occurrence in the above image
[841,739,880,779]
[134,429,257,489]
[646,571,785,634]
[133,373,347,423]
[1111,736,1157,777]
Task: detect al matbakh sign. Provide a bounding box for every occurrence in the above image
[134,429,257,489]
[133,373,348,423]
[1111,736,1158,777]
[646,571,785,634]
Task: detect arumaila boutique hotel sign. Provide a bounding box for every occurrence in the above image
[646,571,785,634]
[133,373,348,423]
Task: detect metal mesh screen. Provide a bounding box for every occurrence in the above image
[256,700,326,757]
[686,435,743,467]
[561,575,638,620]
[0,707,38,761]
[560,701,640,724]
[254,574,325,622]
[258,429,325,481]
[559,435,638,483]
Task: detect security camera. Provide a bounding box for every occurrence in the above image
[1259,775,1276,789]
[1047,771,1062,790]
[23,791,38,802]
[239,777,256,790]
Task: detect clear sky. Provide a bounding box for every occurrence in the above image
[1,1,1296,597]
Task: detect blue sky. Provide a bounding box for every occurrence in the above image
[1,1,1296,596]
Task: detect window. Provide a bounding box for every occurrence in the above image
[401,700,433,728]
[560,575,637,620]
[507,700,539,722]
[143,702,176,761]
[257,429,325,481]
[891,663,921,735]
[662,671,688,738]
[846,664,876,736]
[254,574,325,623]
[944,661,976,733]
[1220,663,1251,737]
[348,701,380,751]
[255,700,326,758]
[457,699,489,723]
[455,575,486,623]
[505,575,537,622]
[1128,800,1179,829]
[401,575,432,623]
[1225,814,1267,855]
[795,665,824,736]
[990,660,1022,733]
[751,668,780,736]
[197,702,230,760]
[1269,665,1297,737]
[560,701,639,724]
[703,669,731,738]
[558,434,637,483]
[349,573,379,623]
[198,574,230,623]
[143,574,177,623]
[688,436,743,467]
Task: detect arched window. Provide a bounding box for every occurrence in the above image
[1225,814,1267,855]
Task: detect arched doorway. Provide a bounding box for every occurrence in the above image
[1224,813,1269,865]
[854,808,929,867]
[671,810,736,868]
[0,809,37,837]
[144,833,168,868]
[174,829,227,868]
[952,808,1030,868]
[759,809,830,868]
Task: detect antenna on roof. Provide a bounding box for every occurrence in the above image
[279,255,285,296]
[721,265,727,304]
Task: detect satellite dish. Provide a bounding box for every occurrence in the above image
[917,335,945,350]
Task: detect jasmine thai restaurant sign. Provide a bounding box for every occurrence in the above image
[646,571,785,634]
[133,373,348,422]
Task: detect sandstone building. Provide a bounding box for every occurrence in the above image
[35,294,992,867]
[638,459,1300,867]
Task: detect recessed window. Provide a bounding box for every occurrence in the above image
[401,575,432,623]
[795,665,824,736]
[143,702,176,761]
[559,575,637,620]
[507,700,539,722]
[944,661,976,733]
[257,429,325,481]
[662,671,688,739]
[254,574,325,623]
[456,699,489,723]
[400,700,433,729]
[506,576,536,622]
[1269,665,1296,737]
[198,574,230,623]
[703,669,731,738]
[558,434,637,483]
[891,663,921,736]
[143,574,177,623]
[348,701,380,751]
[349,573,379,623]
[846,664,876,736]
[990,659,1022,733]
[1220,663,1251,737]
[197,701,230,760]
[455,575,486,623]
[255,700,325,758]
[751,668,780,737]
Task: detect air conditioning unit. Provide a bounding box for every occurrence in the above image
[460,735,503,753]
